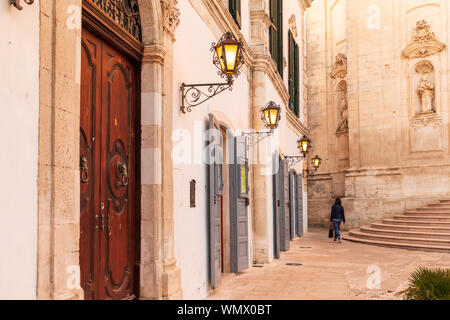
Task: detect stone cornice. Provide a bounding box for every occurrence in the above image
[286,106,310,137]
[253,54,290,106]
[191,0,293,107]
[194,0,255,67]
[142,45,166,65]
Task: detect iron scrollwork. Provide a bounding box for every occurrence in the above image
[88,0,142,41]
[180,81,233,113]
[286,155,306,167]
[9,0,34,10]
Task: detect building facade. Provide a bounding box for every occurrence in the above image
[306,0,450,229]
[0,0,313,300]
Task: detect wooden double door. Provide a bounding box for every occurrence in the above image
[79,28,138,300]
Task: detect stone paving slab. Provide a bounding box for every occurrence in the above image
[207,228,450,300]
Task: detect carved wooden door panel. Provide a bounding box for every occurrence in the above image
[99,36,137,300]
[80,28,137,300]
[80,28,102,301]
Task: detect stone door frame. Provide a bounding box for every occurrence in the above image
[37,0,182,300]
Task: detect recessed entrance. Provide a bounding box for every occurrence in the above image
[79,1,142,300]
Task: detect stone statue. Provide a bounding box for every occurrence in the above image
[336,95,349,135]
[417,77,435,114]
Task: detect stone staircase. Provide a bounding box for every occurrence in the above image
[344,198,450,252]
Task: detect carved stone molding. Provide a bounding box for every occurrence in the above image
[410,114,442,128]
[289,15,298,39]
[142,45,166,65]
[415,60,434,74]
[402,20,445,59]
[162,0,180,38]
[330,53,347,79]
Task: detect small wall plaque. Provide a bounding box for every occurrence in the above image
[190,180,196,208]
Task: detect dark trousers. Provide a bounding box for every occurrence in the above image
[332,219,342,240]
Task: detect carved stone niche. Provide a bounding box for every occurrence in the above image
[414,60,436,115]
[408,59,443,153]
[330,53,347,79]
[402,20,445,59]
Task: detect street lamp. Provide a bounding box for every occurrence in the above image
[286,135,312,167]
[261,101,281,130]
[180,32,245,113]
[213,32,244,82]
[243,101,282,146]
[312,155,322,171]
[298,135,311,156]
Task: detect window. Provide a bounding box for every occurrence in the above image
[288,30,300,116]
[229,0,241,29]
[269,0,283,78]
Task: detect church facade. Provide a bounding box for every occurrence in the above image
[306,0,450,229]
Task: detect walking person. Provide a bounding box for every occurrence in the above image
[330,198,346,243]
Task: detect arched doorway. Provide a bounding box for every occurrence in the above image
[79,0,143,300]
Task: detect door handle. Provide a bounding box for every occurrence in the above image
[80,155,89,183]
[117,162,129,188]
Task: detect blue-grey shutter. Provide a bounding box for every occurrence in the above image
[297,174,304,236]
[289,171,296,240]
[273,155,281,259]
[208,114,222,289]
[230,136,249,273]
[279,159,290,251]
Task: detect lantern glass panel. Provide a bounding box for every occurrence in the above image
[224,43,239,73]
[269,108,279,127]
[215,44,226,73]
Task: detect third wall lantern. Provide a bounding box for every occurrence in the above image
[180,32,245,113]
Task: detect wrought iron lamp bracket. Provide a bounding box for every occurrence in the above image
[303,168,318,175]
[9,0,34,10]
[286,155,306,167]
[180,80,234,113]
[242,129,274,147]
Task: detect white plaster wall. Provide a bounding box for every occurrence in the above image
[0,2,39,299]
[173,1,251,299]
[172,1,309,298]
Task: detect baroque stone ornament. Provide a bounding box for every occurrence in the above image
[417,77,435,114]
[330,53,347,79]
[415,60,434,74]
[89,0,142,41]
[402,20,445,59]
[162,0,181,36]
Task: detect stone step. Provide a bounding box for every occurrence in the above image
[382,218,450,227]
[360,226,450,240]
[371,222,450,234]
[394,215,450,222]
[343,233,450,253]
[405,210,450,216]
[427,203,450,208]
[416,207,450,211]
[348,230,450,247]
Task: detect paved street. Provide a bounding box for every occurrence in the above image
[208,228,450,300]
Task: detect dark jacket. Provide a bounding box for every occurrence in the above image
[330,204,346,223]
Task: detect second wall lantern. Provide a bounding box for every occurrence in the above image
[180,32,245,113]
